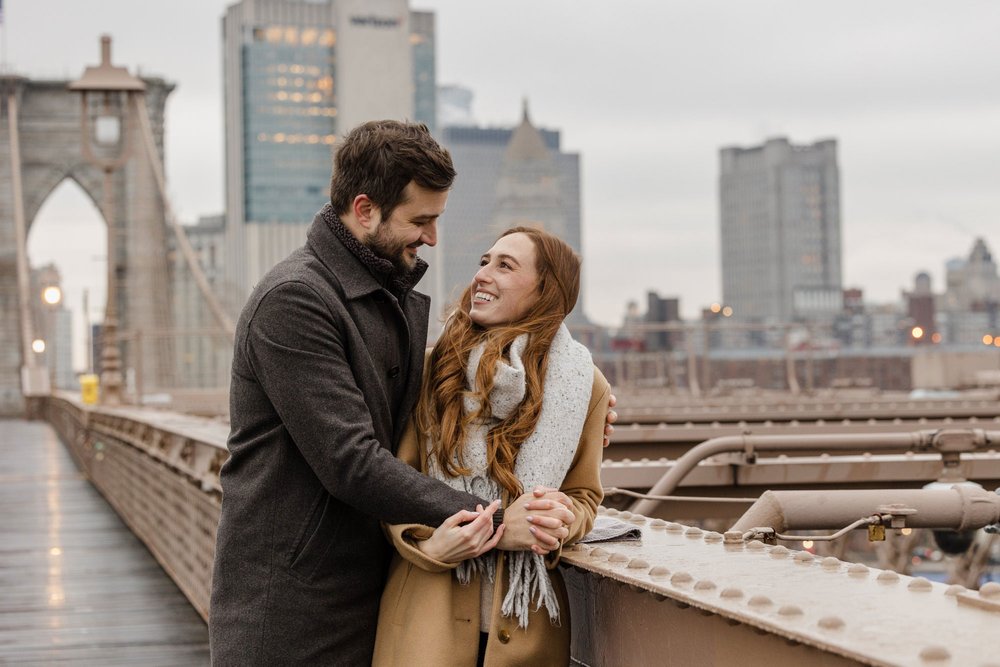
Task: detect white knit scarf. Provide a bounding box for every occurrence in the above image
[426,324,593,627]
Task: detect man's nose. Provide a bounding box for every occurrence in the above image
[421,220,438,247]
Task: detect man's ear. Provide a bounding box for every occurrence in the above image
[352,194,379,230]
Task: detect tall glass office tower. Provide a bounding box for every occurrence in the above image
[222,0,435,308]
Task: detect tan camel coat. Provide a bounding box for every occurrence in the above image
[373,367,610,667]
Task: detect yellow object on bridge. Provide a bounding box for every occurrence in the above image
[80,374,99,405]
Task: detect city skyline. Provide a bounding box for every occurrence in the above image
[9,0,1000,337]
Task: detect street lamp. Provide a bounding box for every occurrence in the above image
[69,36,145,406]
[31,339,46,354]
[42,286,62,306]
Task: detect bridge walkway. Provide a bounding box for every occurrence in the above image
[0,419,210,665]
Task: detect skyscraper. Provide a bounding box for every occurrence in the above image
[719,137,842,322]
[427,104,585,333]
[221,0,435,307]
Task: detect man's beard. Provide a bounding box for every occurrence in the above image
[364,224,415,276]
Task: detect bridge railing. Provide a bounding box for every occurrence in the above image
[37,394,1000,665]
[42,392,226,620]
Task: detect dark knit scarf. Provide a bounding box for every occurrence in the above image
[320,203,428,294]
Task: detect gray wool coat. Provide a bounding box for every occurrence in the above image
[209,210,484,666]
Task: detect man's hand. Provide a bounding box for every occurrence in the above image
[499,489,574,555]
[604,393,617,447]
[416,500,504,564]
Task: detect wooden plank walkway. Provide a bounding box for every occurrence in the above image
[0,419,210,665]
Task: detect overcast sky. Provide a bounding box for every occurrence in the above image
[9,0,1000,362]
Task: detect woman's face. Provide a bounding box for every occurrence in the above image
[469,232,540,328]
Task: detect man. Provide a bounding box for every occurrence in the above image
[210,121,607,665]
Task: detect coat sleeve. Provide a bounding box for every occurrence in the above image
[381,419,461,573]
[546,366,609,567]
[244,280,484,527]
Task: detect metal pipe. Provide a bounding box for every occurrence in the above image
[630,428,998,516]
[730,486,1000,534]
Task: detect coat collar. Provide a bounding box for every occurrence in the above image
[307,204,428,300]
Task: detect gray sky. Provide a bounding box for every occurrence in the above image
[9,0,1000,359]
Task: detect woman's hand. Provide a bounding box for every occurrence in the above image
[497,489,573,555]
[416,500,505,564]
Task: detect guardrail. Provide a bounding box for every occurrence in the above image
[37,394,1000,665]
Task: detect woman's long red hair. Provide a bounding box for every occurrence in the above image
[413,226,582,499]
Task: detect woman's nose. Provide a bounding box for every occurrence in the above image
[474,264,491,283]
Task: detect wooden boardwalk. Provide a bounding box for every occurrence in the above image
[0,419,210,665]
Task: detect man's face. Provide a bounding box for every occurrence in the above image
[364,182,448,274]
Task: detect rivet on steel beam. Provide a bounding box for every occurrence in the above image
[908,577,933,592]
[747,595,772,608]
[649,566,670,578]
[770,545,790,558]
[694,579,717,592]
[590,548,610,559]
[818,616,845,630]
[847,563,869,577]
[650,519,667,529]
[918,646,951,662]
[627,558,649,570]
[671,572,693,585]
[877,571,900,584]
[605,508,620,516]
[944,584,966,596]
[778,605,803,617]
[794,552,815,564]
[666,523,684,533]
[746,540,766,551]
[720,587,744,600]
[723,531,744,545]
[609,553,630,564]
[703,531,723,543]
[820,556,840,569]
[597,505,607,515]
[619,511,634,519]
[685,527,703,538]
[629,515,647,525]
[979,582,1000,599]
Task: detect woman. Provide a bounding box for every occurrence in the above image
[373,226,610,666]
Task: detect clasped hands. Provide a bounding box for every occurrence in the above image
[416,487,575,564]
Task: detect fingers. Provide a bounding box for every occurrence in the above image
[476,523,505,556]
[524,494,574,513]
[532,485,558,498]
[443,509,482,527]
[609,393,617,408]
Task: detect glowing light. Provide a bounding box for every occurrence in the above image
[901,528,912,536]
[32,339,46,354]
[42,286,62,305]
[710,303,721,313]
[995,338,1000,348]
[722,306,733,317]
[931,332,942,344]
[49,547,62,556]
[911,326,924,340]
[985,335,995,345]
[802,540,814,549]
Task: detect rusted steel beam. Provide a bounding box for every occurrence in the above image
[631,429,999,515]
[562,507,1000,666]
[729,487,1000,534]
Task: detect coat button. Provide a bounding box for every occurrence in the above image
[497,629,510,644]
[388,366,400,378]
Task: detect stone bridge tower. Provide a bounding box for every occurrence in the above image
[0,48,175,415]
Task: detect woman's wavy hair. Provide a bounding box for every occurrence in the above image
[414,226,581,499]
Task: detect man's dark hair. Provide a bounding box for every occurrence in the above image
[330,120,456,220]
